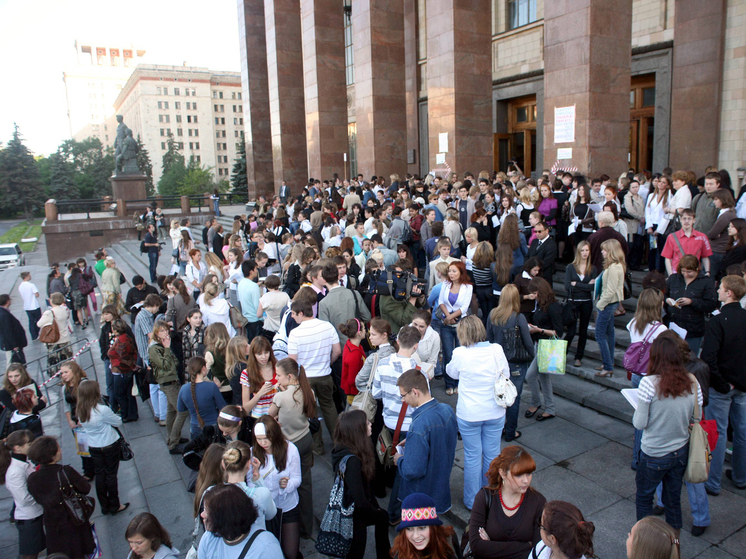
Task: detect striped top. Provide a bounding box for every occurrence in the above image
[471,265,493,288]
[371,354,419,431]
[240,368,278,418]
[287,318,340,378]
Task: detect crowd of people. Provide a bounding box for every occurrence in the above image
[2,164,745,559]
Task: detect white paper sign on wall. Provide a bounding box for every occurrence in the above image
[554,106,576,144]
[557,148,572,160]
[438,133,448,153]
[436,153,446,165]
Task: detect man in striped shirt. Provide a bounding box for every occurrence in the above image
[371,326,422,524]
[288,298,341,455]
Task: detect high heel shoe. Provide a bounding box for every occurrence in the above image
[594,364,604,371]
[595,370,614,378]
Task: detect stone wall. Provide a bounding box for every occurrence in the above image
[719,0,746,187]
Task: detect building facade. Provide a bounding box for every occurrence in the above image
[237,0,745,199]
[64,41,147,146]
[112,65,244,186]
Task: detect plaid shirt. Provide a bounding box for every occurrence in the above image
[182,324,205,361]
[371,354,418,431]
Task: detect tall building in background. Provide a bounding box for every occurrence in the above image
[113,64,244,186]
[63,41,147,146]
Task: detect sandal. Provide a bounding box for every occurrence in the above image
[595,370,614,378]
[445,388,454,396]
[614,309,626,317]
[574,359,582,367]
[525,407,540,418]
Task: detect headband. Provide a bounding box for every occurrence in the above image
[219,412,241,423]
[354,318,361,333]
[254,422,267,437]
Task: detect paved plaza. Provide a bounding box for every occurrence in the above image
[0,233,745,559]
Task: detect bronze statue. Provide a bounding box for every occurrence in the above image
[113,115,140,175]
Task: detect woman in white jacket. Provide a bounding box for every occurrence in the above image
[411,309,439,379]
[199,283,236,337]
[445,315,510,511]
[248,416,302,559]
[645,175,672,273]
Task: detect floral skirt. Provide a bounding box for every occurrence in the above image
[102,291,128,316]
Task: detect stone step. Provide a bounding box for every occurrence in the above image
[549,372,634,424]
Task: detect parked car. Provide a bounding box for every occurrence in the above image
[0,244,25,270]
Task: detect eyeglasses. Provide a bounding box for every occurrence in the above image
[399,390,412,400]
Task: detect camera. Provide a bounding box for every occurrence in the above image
[368,269,427,301]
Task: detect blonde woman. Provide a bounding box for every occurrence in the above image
[204,322,232,404]
[517,188,535,228]
[461,227,479,272]
[203,251,225,284]
[595,239,626,377]
[199,283,235,337]
[100,258,126,316]
[564,241,598,367]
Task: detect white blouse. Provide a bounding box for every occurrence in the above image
[247,441,302,512]
[645,194,669,234]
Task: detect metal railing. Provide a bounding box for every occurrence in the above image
[55,192,251,218]
[24,338,99,404]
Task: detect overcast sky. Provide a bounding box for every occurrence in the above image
[0,0,241,156]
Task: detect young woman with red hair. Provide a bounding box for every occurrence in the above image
[437,261,473,396]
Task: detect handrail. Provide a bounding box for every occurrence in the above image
[55,192,250,217]
[24,337,99,405]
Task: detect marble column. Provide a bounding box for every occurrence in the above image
[300,0,348,181]
[543,0,632,176]
[669,0,727,173]
[264,0,308,189]
[351,0,407,180]
[237,0,274,199]
[426,0,493,177]
[404,0,419,176]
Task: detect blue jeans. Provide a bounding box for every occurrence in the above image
[441,325,459,390]
[636,444,688,529]
[458,415,505,510]
[595,304,616,371]
[148,251,159,283]
[656,481,710,527]
[149,384,168,420]
[26,308,41,340]
[504,362,528,440]
[705,387,746,493]
[631,373,643,469]
[687,336,702,356]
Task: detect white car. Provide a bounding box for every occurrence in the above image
[0,243,25,270]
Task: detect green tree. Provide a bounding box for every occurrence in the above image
[36,155,51,195]
[158,132,186,196]
[161,132,184,176]
[57,137,114,199]
[47,152,79,200]
[231,138,247,193]
[179,158,214,196]
[136,134,154,196]
[0,125,46,220]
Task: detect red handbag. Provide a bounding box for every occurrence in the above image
[701,409,719,452]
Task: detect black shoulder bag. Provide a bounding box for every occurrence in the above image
[461,488,493,558]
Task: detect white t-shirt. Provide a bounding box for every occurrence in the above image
[626,319,667,344]
[18,281,39,311]
[259,291,290,332]
[287,318,339,378]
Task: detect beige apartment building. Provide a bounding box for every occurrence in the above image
[113,65,245,186]
[64,41,146,146]
[238,0,745,199]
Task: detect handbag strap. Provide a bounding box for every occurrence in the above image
[392,402,408,448]
[364,352,381,392]
[688,373,701,423]
[672,231,687,257]
[238,530,265,559]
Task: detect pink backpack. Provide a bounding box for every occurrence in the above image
[623,322,664,378]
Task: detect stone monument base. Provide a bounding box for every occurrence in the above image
[110,174,148,212]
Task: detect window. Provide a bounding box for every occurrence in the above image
[508,0,537,30]
[175,101,181,109]
[221,118,225,125]
[234,118,238,125]
[213,91,218,99]
[159,115,164,123]
[161,142,166,150]
[233,105,237,113]
[222,143,227,150]
[157,101,162,109]
[178,142,184,149]
[193,115,198,123]
[215,117,220,125]
[163,101,169,109]
[165,115,170,123]
[238,92,242,100]
[192,102,197,110]
[189,142,194,149]
[217,143,221,150]
[167,128,172,135]
[222,130,226,138]
[221,105,225,112]
[232,92,236,99]
[160,128,165,136]
[238,105,243,113]
[188,129,193,137]
[195,142,200,150]
[240,118,243,125]
[214,104,219,112]
[194,129,199,137]
[157,87,162,95]
[174,87,180,96]
[219,91,223,99]
[234,130,239,137]
[344,1,354,85]
[176,115,182,123]
[216,131,221,139]
[163,87,168,95]
[177,128,183,136]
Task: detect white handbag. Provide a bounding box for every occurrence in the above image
[492,346,517,408]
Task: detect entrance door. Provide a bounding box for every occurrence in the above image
[494,95,537,174]
[630,75,655,172]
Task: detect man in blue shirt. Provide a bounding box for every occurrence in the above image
[237,259,264,342]
[394,368,458,515]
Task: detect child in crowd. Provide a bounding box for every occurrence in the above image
[339,318,367,404]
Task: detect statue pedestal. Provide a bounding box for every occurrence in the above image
[110,174,148,213]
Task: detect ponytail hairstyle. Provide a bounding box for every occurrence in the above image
[217,404,245,433]
[76,379,102,424]
[172,278,192,305]
[0,430,34,484]
[369,317,392,348]
[628,516,680,559]
[202,282,219,307]
[225,336,249,381]
[187,357,207,429]
[222,440,252,476]
[276,358,316,419]
[542,501,595,559]
[337,318,363,340]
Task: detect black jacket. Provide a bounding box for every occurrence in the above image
[0,307,27,351]
[125,285,159,324]
[528,238,558,281]
[701,302,746,393]
[664,273,718,337]
[182,422,253,471]
[564,264,598,302]
[330,446,387,521]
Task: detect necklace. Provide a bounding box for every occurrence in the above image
[499,489,524,511]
